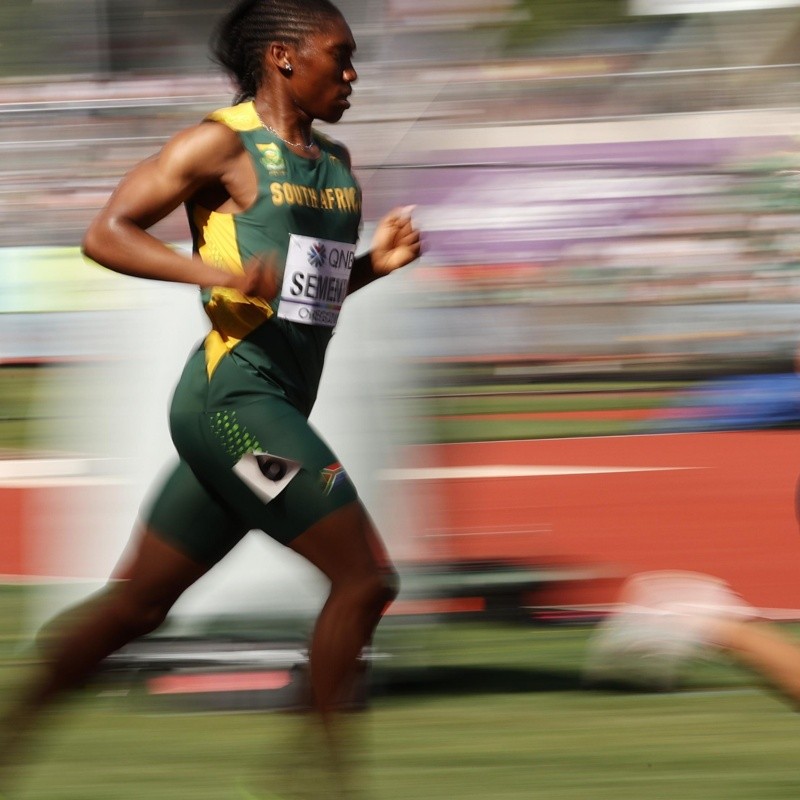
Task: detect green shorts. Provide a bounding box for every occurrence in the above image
[142,346,358,565]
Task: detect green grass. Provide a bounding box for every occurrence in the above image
[421,381,688,397]
[0,365,95,452]
[19,690,800,800]
[407,380,688,442]
[423,391,671,417]
[2,610,800,799]
[407,380,685,442]
[1,367,683,451]
[0,367,43,451]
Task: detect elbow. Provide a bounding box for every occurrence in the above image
[81,221,102,264]
[80,229,97,264]
[81,216,115,267]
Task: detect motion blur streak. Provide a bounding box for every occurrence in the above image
[4,3,800,798]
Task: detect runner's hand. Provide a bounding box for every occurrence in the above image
[370,206,421,276]
[235,254,279,300]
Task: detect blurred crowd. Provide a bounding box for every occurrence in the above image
[3,1,800,371]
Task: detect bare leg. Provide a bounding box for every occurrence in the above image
[713,618,800,708]
[289,501,397,718]
[282,501,397,797]
[1,529,208,772]
[585,570,800,709]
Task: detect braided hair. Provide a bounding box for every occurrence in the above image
[211,0,344,104]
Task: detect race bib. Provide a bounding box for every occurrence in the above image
[277,234,355,327]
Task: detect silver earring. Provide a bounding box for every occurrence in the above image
[284,63,293,74]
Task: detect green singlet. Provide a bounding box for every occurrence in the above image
[144,101,362,565]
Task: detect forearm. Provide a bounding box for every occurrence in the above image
[347,251,377,296]
[82,216,236,289]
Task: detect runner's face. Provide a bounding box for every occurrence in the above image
[291,16,357,123]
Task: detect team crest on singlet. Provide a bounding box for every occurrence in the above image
[257,143,286,175]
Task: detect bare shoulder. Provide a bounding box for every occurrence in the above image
[154,119,245,182]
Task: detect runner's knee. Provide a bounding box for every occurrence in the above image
[381,566,400,606]
[344,568,399,615]
[113,587,173,638]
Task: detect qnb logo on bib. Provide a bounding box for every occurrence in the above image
[278,234,355,327]
[308,241,327,268]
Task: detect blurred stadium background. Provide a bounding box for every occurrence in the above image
[5,2,800,796]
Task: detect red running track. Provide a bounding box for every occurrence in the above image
[3,432,800,615]
[401,431,800,613]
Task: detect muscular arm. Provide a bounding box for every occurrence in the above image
[82,122,249,291]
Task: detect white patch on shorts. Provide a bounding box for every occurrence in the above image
[233,451,301,504]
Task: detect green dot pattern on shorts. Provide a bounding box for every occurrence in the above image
[210,410,263,459]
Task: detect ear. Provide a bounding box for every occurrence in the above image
[267,42,295,77]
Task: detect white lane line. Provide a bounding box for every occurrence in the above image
[0,458,90,479]
[0,461,696,486]
[380,465,698,480]
[0,477,124,488]
[0,458,124,488]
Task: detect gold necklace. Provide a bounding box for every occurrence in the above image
[255,107,316,152]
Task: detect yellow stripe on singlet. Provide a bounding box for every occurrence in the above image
[206,102,260,132]
[192,205,273,378]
